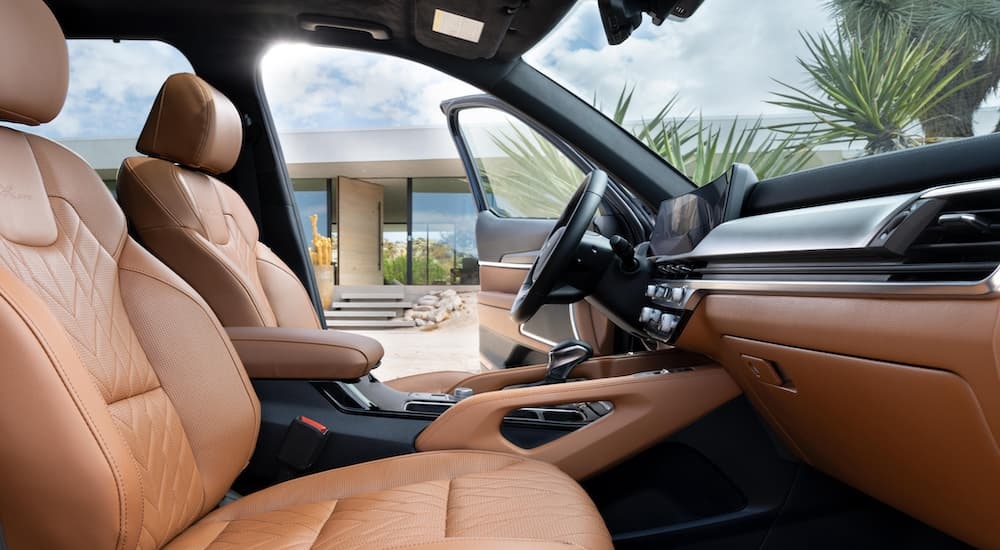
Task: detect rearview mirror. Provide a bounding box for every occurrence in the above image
[598,0,705,45]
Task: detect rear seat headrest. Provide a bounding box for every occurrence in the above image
[136,73,242,175]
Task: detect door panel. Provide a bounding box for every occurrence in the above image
[336,176,383,285]
[446,95,622,365]
[475,211,614,368]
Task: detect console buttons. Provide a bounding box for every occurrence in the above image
[658,313,679,333]
[645,284,658,298]
[669,287,686,303]
[639,307,662,324]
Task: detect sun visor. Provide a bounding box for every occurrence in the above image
[413,0,522,59]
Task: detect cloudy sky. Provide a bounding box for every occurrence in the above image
[11,0,997,141]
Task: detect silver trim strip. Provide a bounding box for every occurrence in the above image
[519,323,559,347]
[568,302,582,340]
[657,178,1000,304]
[664,267,1000,311]
[479,260,532,270]
[921,177,1000,198]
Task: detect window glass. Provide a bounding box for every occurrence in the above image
[411,178,479,285]
[0,40,192,191]
[457,108,584,218]
[526,0,1000,184]
[291,178,331,254]
[27,40,192,140]
[261,45,482,286]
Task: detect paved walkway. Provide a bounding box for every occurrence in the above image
[345,292,484,381]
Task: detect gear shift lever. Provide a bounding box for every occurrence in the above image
[544,339,594,384]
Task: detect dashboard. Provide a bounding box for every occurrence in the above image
[638,174,1000,344]
[630,168,1000,548]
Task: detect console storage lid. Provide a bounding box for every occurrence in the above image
[226,326,384,380]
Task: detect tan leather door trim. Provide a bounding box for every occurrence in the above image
[456,348,717,393]
[416,366,740,480]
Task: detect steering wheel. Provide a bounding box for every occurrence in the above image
[511,170,608,323]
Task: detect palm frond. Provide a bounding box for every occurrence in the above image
[769,28,984,154]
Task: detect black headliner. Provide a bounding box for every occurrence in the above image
[43,0,577,63]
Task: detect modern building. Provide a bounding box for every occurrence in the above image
[67,125,480,291]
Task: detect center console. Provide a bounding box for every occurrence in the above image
[234,333,737,493]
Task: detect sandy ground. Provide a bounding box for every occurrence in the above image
[344,292,484,381]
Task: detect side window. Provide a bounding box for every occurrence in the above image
[1,40,193,193]
[457,108,584,219]
[260,44,483,287]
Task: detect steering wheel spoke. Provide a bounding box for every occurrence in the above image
[510,170,609,323]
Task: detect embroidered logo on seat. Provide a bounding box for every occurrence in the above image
[0,185,31,200]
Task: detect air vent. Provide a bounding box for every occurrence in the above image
[897,194,1000,282]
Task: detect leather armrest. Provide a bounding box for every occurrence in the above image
[226,327,384,380]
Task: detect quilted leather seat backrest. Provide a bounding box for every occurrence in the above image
[118,74,320,330]
[0,2,260,548]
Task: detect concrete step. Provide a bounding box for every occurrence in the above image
[325,319,416,328]
[339,286,406,301]
[324,310,394,319]
[331,301,412,309]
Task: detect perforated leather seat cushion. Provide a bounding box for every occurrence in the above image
[167,451,612,550]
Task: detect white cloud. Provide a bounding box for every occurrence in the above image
[261,44,479,131]
[525,0,835,120]
[30,40,192,139]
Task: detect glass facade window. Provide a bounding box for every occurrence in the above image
[382,223,408,285]
[411,178,478,285]
[292,178,332,240]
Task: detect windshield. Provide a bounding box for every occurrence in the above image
[525,0,1000,185]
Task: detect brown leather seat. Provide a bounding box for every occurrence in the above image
[0,1,613,549]
[117,72,469,393]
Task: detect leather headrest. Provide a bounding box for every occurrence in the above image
[0,0,69,125]
[137,73,242,175]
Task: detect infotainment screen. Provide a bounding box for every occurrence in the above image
[649,173,730,256]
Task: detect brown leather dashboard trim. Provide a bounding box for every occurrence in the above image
[457,348,718,394]
[478,290,514,309]
[673,293,1000,548]
[479,264,527,295]
[415,366,740,480]
[719,336,1000,549]
[226,326,384,380]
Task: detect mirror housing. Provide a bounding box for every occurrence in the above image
[599,0,706,45]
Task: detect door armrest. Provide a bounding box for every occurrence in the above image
[226,327,384,380]
[416,366,740,480]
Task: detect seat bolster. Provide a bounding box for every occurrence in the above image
[119,239,261,510]
[0,267,142,550]
[255,242,321,329]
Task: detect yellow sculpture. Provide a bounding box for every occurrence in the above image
[308,214,333,265]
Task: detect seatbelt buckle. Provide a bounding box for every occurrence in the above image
[277,416,329,472]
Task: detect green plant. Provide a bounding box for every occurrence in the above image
[612,88,816,184]
[828,0,1000,137]
[770,29,982,155]
[481,124,583,217]
[486,86,818,192]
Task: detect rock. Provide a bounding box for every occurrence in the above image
[412,305,435,312]
[441,289,458,298]
[414,318,426,326]
[433,308,449,323]
[417,295,439,306]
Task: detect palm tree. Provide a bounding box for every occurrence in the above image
[485,87,817,200]
[770,29,982,155]
[828,0,1000,138]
